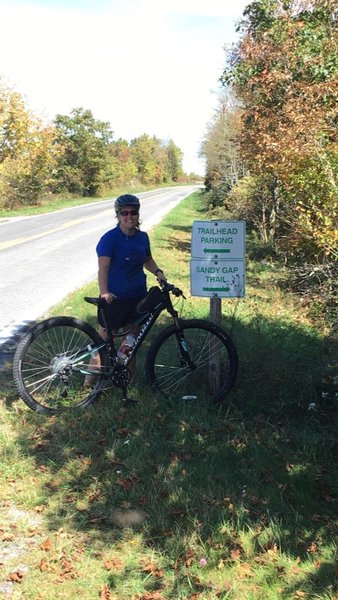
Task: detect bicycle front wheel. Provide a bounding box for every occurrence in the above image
[145,319,238,404]
[13,317,109,414]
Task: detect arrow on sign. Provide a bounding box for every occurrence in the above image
[203,248,230,254]
[203,287,230,292]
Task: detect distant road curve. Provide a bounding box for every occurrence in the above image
[0,185,200,344]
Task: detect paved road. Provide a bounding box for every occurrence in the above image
[0,186,198,347]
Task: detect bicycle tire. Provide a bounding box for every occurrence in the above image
[145,319,238,404]
[13,316,109,414]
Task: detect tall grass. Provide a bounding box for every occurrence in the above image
[0,191,337,599]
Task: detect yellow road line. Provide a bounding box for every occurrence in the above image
[0,212,111,251]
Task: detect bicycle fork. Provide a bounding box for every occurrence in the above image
[174,322,195,371]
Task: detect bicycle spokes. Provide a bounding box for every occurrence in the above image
[146,320,237,403]
[14,320,108,413]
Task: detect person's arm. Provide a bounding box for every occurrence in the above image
[144,256,167,283]
[98,256,116,302]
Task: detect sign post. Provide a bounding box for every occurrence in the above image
[190,220,246,392]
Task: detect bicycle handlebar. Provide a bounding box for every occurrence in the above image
[84,282,186,308]
[160,281,186,299]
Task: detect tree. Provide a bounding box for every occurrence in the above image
[0,81,56,208]
[0,83,30,163]
[222,0,338,260]
[108,139,137,185]
[130,134,169,185]
[164,139,184,181]
[53,108,114,196]
[200,92,245,207]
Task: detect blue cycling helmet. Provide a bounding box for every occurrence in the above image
[114,194,140,213]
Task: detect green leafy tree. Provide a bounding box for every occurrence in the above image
[164,139,184,181]
[130,134,155,184]
[109,139,138,186]
[53,108,114,196]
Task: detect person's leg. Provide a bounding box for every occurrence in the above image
[84,295,144,387]
[114,296,145,385]
[122,325,140,384]
[84,326,109,387]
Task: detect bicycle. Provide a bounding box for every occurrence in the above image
[13,282,238,415]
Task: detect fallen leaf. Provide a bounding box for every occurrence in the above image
[39,557,55,573]
[39,558,48,572]
[184,549,196,567]
[100,583,111,599]
[8,570,24,583]
[54,555,78,581]
[116,477,137,490]
[56,528,69,538]
[89,490,102,502]
[27,527,41,537]
[61,556,75,573]
[41,537,52,552]
[267,544,279,557]
[138,592,164,600]
[230,548,241,560]
[237,562,253,578]
[2,532,14,542]
[141,561,164,577]
[104,557,123,571]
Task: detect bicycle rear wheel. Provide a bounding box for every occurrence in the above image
[145,319,238,404]
[13,317,109,414]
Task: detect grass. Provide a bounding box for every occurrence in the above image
[0,191,337,599]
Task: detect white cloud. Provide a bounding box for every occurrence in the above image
[0,0,249,174]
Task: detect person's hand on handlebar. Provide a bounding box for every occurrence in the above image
[160,280,186,298]
[100,291,117,304]
[155,269,167,284]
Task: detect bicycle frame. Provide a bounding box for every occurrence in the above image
[118,294,195,373]
[76,285,185,378]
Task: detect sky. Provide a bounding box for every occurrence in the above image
[0,0,250,175]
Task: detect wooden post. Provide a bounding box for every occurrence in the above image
[209,297,222,393]
[210,296,221,326]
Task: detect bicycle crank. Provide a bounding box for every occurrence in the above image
[111,364,131,388]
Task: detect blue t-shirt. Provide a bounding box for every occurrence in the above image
[96,226,151,298]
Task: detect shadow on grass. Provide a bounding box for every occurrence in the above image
[156,223,192,254]
[1,311,337,597]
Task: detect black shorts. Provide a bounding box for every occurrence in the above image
[98,295,146,331]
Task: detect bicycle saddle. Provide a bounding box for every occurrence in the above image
[84,296,106,308]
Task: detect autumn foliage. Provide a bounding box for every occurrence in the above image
[0,84,185,209]
[232,0,337,259]
[203,0,337,266]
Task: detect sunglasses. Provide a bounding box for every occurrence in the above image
[119,209,139,217]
